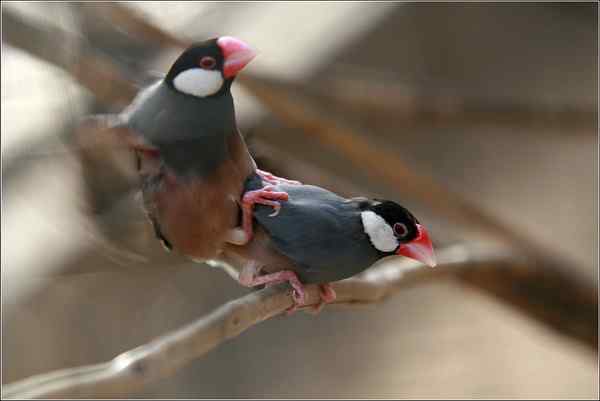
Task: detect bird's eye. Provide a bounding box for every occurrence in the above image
[393,223,408,238]
[199,56,216,69]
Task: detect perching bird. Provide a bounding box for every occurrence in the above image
[220,173,436,312]
[112,37,293,260]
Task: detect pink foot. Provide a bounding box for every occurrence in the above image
[310,284,337,314]
[240,269,307,314]
[256,169,301,186]
[320,283,337,303]
[242,186,289,242]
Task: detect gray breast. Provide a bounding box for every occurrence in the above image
[247,175,383,284]
[123,81,236,177]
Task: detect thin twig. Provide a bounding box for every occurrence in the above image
[1,244,511,399]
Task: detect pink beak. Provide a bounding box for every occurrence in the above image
[396,224,437,267]
[217,36,257,79]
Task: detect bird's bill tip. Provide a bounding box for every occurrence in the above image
[396,224,437,267]
[217,36,257,78]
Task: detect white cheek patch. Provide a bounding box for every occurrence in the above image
[173,69,224,97]
[361,211,399,252]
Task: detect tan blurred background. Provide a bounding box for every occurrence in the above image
[1,2,598,398]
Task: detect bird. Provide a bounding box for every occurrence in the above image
[219,172,436,313]
[109,37,295,261]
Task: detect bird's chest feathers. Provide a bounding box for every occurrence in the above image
[128,83,237,175]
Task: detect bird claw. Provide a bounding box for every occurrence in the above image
[268,204,281,217]
[291,287,306,305]
[241,186,289,241]
[306,284,336,315]
[285,303,299,316]
[284,273,307,316]
[236,268,307,316]
[319,283,337,303]
[242,186,289,206]
[285,288,306,316]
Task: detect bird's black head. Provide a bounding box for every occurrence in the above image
[361,199,436,267]
[369,200,420,244]
[165,37,256,98]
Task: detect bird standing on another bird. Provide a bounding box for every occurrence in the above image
[220,173,436,313]
[112,37,294,260]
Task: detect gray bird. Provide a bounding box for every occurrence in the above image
[220,173,436,312]
[111,37,293,260]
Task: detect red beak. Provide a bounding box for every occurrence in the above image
[396,224,437,267]
[217,36,257,79]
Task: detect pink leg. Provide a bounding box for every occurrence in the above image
[310,284,337,314]
[240,269,307,314]
[238,170,300,243]
[252,271,306,305]
[242,186,289,242]
[256,169,302,186]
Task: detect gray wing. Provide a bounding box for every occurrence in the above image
[248,177,382,284]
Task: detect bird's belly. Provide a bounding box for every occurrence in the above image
[152,168,246,261]
[160,191,237,259]
[220,228,299,275]
[220,228,374,285]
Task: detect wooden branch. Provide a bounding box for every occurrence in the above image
[4,4,597,351]
[1,244,511,399]
[2,7,596,400]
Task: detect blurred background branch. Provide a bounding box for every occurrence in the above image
[2,2,597,398]
[2,243,513,399]
[3,0,595,346]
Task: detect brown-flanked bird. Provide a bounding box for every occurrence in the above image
[112,37,294,260]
